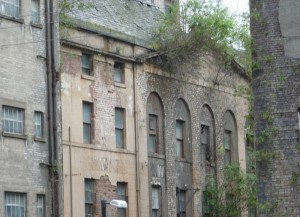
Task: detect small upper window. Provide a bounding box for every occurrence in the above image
[176,120,185,158]
[0,0,20,18]
[34,111,43,138]
[31,0,40,23]
[114,62,125,83]
[81,53,92,75]
[3,106,24,134]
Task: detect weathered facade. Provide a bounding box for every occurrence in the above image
[60,0,250,217]
[0,0,60,217]
[250,0,300,216]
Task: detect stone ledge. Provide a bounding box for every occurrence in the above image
[2,132,28,140]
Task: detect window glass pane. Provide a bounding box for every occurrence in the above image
[224,131,231,150]
[0,0,20,17]
[31,0,39,23]
[81,54,91,75]
[3,106,23,134]
[5,192,26,217]
[152,187,159,209]
[176,121,183,139]
[35,112,43,137]
[85,179,93,217]
[201,125,209,145]
[225,150,231,164]
[115,129,123,148]
[83,123,91,143]
[114,62,124,83]
[148,135,156,153]
[83,103,91,123]
[176,140,183,157]
[149,115,157,131]
[115,109,124,128]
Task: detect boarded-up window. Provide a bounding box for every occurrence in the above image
[176,120,185,158]
[83,102,92,143]
[115,108,125,148]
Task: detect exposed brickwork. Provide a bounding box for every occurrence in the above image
[250,0,300,216]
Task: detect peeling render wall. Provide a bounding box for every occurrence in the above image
[250,0,300,216]
[61,10,249,217]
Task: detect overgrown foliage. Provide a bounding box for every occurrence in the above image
[154,0,251,75]
[204,164,257,217]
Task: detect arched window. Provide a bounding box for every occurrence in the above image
[146,92,164,155]
[223,111,238,164]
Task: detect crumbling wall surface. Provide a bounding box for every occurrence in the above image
[250,0,300,215]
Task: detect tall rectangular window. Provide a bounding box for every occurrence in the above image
[31,0,39,23]
[34,111,43,138]
[114,62,125,83]
[115,108,125,148]
[224,130,232,165]
[36,195,45,217]
[177,190,186,217]
[85,179,94,217]
[176,120,185,158]
[83,102,92,144]
[117,182,127,217]
[3,106,24,134]
[0,0,20,18]
[5,192,26,217]
[148,114,158,154]
[151,186,160,217]
[81,53,92,75]
[201,125,210,162]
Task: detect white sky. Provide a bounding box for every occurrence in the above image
[223,0,249,15]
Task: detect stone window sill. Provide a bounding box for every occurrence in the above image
[34,136,46,143]
[81,74,95,81]
[114,82,126,88]
[148,153,165,159]
[31,22,43,29]
[0,14,24,24]
[2,132,28,140]
[175,157,192,163]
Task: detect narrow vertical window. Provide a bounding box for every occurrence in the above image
[201,125,210,162]
[148,114,158,154]
[83,102,92,144]
[31,0,39,23]
[114,62,125,83]
[151,186,160,217]
[115,108,125,148]
[5,192,26,217]
[176,120,185,158]
[117,182,127,217]
[35,111,43,138]
[177,190,186,217]
[85,179,94,217]
[297,108,300,130]
[0,0,20,18]
[224,130,232,164]
[36,195,45,217]
[3,106,24,134]
[81,53,92,75]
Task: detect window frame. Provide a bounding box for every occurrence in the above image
[3,105,24,135]
[0,0,20,18]
[224,130,232,165]
[81,53,93,76]
[34,111,43,138]
[148,114,158,154]
[176,120,185,158]
[115,108,125,149]
[31,0,40,23]
[84,178,94,217]
[201,125,211,162]
[114,62,125,84]
[82,101,93,144]
[117,182,128,217]
[5,192,26,217]
[151,186,161,217]
[36,194,45,217]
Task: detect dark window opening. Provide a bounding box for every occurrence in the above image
[176,120,185,158]
[201,125,211,162]
[114,62,125,83]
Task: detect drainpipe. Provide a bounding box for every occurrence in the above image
[45,0,59,216]
[133,45,141,217]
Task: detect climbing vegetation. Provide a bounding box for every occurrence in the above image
[154,0,251,75]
